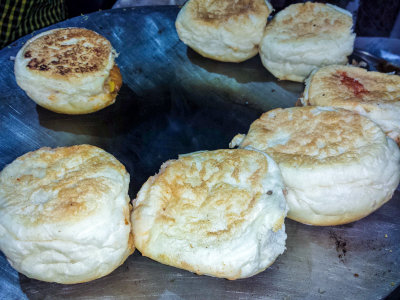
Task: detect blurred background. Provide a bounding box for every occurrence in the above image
[1,0,399,48]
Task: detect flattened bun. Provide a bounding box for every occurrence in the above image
[132,149,287,279]
[176,0,273,62]
[0,145,133,284]
[259,2,355,82]
[230,107,400,226]
[14,28,122,114]
[302,65,400,144]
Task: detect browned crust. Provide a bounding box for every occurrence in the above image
[12,145,127,223]
[23,28,111,80]
[239,107,378,167]
[189,0,270,24]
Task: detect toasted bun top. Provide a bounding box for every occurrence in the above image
[16,28,115,84]
[185,0,272,26]
[0,145,128,231]
[265,2,352,42]
[237,107,385,167]
[305,65,400,106]
[132,149,287,278]
[133,149,286,248]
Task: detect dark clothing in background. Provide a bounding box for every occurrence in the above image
[355,0,400,37]
[0,0,67,48]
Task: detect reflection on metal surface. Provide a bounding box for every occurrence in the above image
[352,49,400,75]
[0,6,399,300]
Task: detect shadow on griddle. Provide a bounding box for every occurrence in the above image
[186,48,305,94]
[36,84,161,138]
[19,249,260,299]
[186,48,276,84]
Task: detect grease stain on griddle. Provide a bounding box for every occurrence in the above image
[329,231,348,263]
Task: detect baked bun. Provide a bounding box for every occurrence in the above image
[230,107,400,226]
[14,28,122,114]
[302,65,400,144]
[0,145,133,284]
[132,149,287,279]
[259,2,355,82]
[175,0,273,62]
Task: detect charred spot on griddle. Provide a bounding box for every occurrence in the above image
[329,231,348,263]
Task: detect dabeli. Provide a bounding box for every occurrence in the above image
[14,28,122,114]
[259,2,355,82]
[132,149,288,279]
[230,107,400,226]
[176,0,273,62]
[0,145,133,284]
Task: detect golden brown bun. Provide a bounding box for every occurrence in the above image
[230,107,400,226]
[259,2,355,82]
[0,145,133,284]
[132,149,287,279]
[14,28,122,114]
[176,0,273,62]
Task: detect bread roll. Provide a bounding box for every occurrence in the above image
[132,149,287,279]
[230,107,400,225]
[14,28,122,114]
[0,145,133,284]
[302,65,400,144]
[176,0,273,62]
[259,2,355,82]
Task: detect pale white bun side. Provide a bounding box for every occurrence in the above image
[0,145,134,284]
[14,28,122,114]
[132,149,287,279]
[175,0,273,62]
[259,2,355,82]
[230,107,400,226]
[303,65,400,144]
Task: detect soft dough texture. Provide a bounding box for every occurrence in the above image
[259,2,355,82]
[302,65,400,144]
[14,28,122,114]
[0,145,134,284]
[132,149,287,279]
[230,107,400,226]
[175,0,273,62]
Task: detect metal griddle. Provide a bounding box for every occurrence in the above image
[0,6,399,300]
